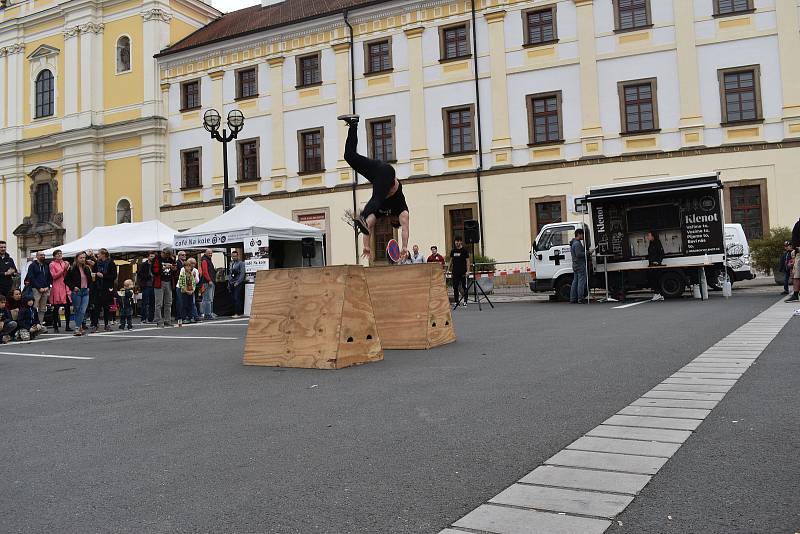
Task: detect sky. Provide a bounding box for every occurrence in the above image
[210,0,261,12]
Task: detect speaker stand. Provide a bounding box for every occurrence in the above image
[453,243,494,311]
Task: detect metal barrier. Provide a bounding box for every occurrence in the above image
[473,260,535,298]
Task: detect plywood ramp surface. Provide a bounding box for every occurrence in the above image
[244,266,383,369]
[364,263,456,349]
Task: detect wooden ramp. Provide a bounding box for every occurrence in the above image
[244,265,383,369]
[364,263,456,350]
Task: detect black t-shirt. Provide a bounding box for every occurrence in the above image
[378,181,409,217]
[0,253,16,291]
[450,247,469,275]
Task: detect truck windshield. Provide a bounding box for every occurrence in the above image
[537,226,573,251]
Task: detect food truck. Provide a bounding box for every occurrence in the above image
[529,173,727,300]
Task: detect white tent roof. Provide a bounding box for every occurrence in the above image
[174,198,323,247]
[40,220,177,258]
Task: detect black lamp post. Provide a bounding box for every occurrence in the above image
[203,108,245,213]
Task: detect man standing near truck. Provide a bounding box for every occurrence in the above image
[570,229,588,304]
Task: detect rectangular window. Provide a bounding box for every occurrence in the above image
[297,53,321,87]
[237,139,260,182]
[299,129,324,173]
[527,91,563,144]
[372,216,397,263]
[444,203,477,253]
[619,78,658,134]
[443,105,475,155]
[730,185,763,240]
[449,208,474,249]
[529,196,566,240]
[524,7,557,46]
[365,39,392,74]
[614,0,651,31]
[536,201,562,230]
[181,80,200,111]
[181,148,201,189]
[236,67,258,99]
[367,117,396,163]
[440,23,471,61]
[719,66,762,124]
[714,0,753,16]
[35,71,54,118]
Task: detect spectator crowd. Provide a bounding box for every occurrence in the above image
[0,242,247,344]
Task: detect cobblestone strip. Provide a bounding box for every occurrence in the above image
[439,299,795,534]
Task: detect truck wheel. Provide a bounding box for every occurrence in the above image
[659,271,686,299]
[555,276,573,302]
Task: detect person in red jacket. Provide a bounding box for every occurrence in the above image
[199,248,217,320]
[426,245,446,269]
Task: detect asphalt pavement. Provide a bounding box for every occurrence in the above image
[0,292,792,533]
[609,306,800,534]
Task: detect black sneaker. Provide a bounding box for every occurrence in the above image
[785,294,799,303]
[353,215,370,236]
[337,114,360,126]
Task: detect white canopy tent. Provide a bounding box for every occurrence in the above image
[173,198,324,248]
[40,220,177,258]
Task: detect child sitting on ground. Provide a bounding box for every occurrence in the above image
[0,295,18,344]
[119,279,135,330]
[17,295,45,341]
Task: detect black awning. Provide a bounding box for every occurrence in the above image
[584,174,722,202]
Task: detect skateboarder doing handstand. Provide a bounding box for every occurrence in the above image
[339,114,410,259]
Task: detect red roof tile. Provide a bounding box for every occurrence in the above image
[158,0,390,57]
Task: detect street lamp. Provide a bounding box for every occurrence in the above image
[203,109,245,212]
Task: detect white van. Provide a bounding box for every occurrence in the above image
[720,223,755,286]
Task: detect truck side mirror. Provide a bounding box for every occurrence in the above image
[532,241,537,251]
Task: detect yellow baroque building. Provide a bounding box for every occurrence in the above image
[0,0,219,261]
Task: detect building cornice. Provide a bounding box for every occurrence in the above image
[0,116,168,158]
[157,0,459,68]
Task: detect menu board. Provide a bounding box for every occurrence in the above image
[592,204,626,260]
[680,194,724,255]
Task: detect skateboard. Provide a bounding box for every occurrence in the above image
[386,239,401,263]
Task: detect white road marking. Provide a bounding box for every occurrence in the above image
[6,335,75,345]
[613,300,649,309]
[7,317,248,345]
[0,351,93,360]
[440,298,795,534]
[94,334,238,340]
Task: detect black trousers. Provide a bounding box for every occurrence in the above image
[51,302,71,329]
[91,289,111,327]
[344,125,396,219]
[453,274,467,304]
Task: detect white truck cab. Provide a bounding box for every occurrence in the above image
[529,222,590,301]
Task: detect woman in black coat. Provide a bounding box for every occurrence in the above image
[646,231,665,301]
[64,252,94,336]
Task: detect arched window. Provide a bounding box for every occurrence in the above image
[116,36,131,73]
[35,183,53,223]
[116,199,132,224]
[35,70,54,118]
